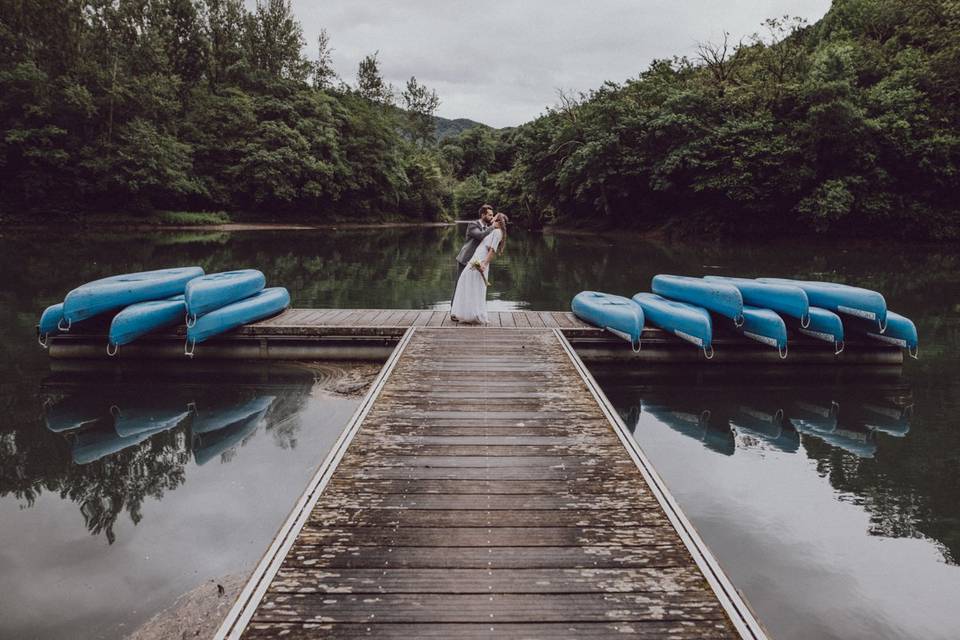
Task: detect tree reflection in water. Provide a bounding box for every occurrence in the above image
[0,364,317,544]
[599,365,960,565]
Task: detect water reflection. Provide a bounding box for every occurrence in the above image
[12,368,317,545]
[600,366,948,556]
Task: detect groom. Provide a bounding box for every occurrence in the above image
[451,204,496,313]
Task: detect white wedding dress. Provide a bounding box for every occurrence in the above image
[451,228,502,324]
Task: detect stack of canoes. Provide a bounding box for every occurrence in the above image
[37,267,290,357]
[571,274,918,360]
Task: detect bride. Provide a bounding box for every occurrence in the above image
[451,213,508,324]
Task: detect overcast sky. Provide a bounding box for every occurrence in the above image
[287,0,832,127]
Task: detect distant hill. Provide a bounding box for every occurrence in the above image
[433,115,490,140]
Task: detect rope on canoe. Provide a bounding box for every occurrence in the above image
[801,313,811,329]
[38,333,48,349]
[185,313,197,328]
[734,313,745,328]
[703,344,715,360]
[778,343,788,360]
[106,342,118,357]
[834,340,845,355]
[57,316,71,332]
[184,338,196,358]
[909,345,919,359]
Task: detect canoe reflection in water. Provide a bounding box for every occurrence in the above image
[43,386,284,467]
[602,366,913,460]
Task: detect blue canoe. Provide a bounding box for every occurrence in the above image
[730,406,800,453]
[185,269,266,323]
[704,276,810,326]
[192,395,276,434]
[845,310,917,356]
[571,291,645,349]
[108,295,186,350]
[787,306,845,352]
[651,274,744,326]
[186,287,290,350]
[643,403,735,456]
[757,278,887,331]
[632,292,713,354]
[38,303,64,345]
[789,399,839,434]
[724,305,788,355]
[61,267,204,327]
[793,421,877,459]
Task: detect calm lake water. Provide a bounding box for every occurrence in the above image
[1,225,958,639]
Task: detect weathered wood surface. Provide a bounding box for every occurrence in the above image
[238,328,739,638]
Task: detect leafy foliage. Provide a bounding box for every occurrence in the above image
[445,0,960,238]
[0,0,447,220]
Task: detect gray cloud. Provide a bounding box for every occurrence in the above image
[289,0,831,127]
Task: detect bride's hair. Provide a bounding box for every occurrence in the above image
[494,213,509,254]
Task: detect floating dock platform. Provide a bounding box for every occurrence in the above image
[47,308,902,364]
[214,327,769,639]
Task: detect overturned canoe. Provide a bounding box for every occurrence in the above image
[62,267,204,327]
[571,291,645,349]
[652,274,744,326]
[185,269,266,323]
[45,395,107,433]
[845,310,917,356]
[704,276,810,326]
[186,287,290,351]
[757,278,887,331]
[632,292,713,354]
[108,295,186,350]
[786,306,845,353]
[38,303,64,345]
[718,305,788,354]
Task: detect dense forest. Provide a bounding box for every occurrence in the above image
[446,0,960,239]
[2,0,959,238]
[0,0,452,219]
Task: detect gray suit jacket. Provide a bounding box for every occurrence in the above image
[455,220,494,265]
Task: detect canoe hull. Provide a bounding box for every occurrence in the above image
[732,305,788,351]
[757,278,887,330]
[63,267,204,323]
[632,292,713,349]
[108,295,186,347]
[787,306,844,348]
[652,274,743,324]
[704,276,809,324]
[571,291,645,348]
[187,287,290,345]
[846,310,917,352]
[185,269,266,320]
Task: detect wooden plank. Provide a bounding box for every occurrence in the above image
[244,621,735,639]
[427,311,446,327]
[412,311,434,326]
[314,494,656,511]
[269,566,705,594]
[307,508,670,528]
[512,311,531,327]
[550,311,575,328]
[394,309,422,327]
[250,592,727,623]
[279,543,692,569]
[325,478,648,496]
[295,526,669,547]
[500,311,517,328]
[526,311,546,328]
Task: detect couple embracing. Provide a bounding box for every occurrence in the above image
[451,204,509,324]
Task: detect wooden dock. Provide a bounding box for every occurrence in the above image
[47,308,902,365]
[214,327,768,639]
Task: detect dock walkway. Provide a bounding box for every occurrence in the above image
[215,327,767,639]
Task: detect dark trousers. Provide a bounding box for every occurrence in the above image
[452,260,466,309]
